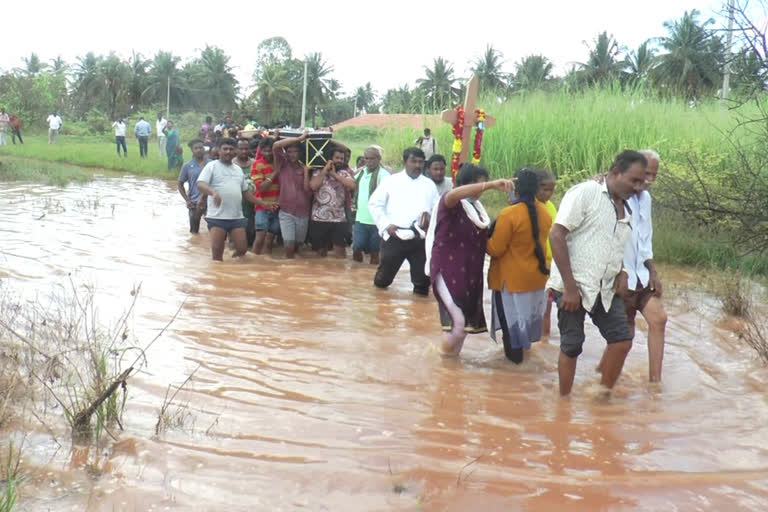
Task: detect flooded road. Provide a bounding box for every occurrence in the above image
[2,176,768,511]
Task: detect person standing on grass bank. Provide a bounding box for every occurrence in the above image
[535,168,558,337]
[547,150,648,397]
[487,168,553,364]
[10,114,23,144]
[156,113,168,157]
[178,139,210,234]
[0,109,9,145]
[195,138,260,261]
[164,121,183,170]
[309,148,356,258]
[597,149,667,383]
[352,146,390,264]
[369,147,439,296]
[425,154,452,196]
[232,138,256,247]
[250,137,280,255]
[272,131,312,259]
[112,117,128,157]
[46,111,62,144]
[134,116,151,158]
[424,163,512,356]
[416,128,437,160]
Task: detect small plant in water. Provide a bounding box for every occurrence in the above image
[711,269,752,317]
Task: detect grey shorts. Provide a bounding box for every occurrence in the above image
[278,210,309,245]
[553,291,632,357]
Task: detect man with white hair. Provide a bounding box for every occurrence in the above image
[352,145,390,264]
[600,149,667,382]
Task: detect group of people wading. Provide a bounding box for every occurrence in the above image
[177,132,667,396]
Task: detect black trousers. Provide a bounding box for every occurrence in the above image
[12,129,22,144]
[373,237,430,295]
[115,136,127,155]
[138,136,148,157]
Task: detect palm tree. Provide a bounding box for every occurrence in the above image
[304,52,334,126]
[353,82,375,114]
[417,57,459,112]
[254,62,296,125]
[145,51,185,114]
[471,45,509,94]
[49,56,69,76]
[21,53,46,75]
[127,51,148,111]
[72,52,104,117]
[653,10,723,99]
[731,49,767,98]
[188,45,239,112]
[513,54,554,92]
[625,40,657,84]
[382,84,413,114]
[100,53,130,119]
[576,32,624,86]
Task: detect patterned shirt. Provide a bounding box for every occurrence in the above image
[546,181,632,312]
[250,157,279,212]
[311,169,352,222]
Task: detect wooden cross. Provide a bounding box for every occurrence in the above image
[440,74,496,166]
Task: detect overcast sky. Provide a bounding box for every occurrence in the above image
[4,0,725,97]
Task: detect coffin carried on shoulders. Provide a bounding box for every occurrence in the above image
[272,129,334,168]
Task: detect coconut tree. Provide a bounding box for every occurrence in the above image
[188,45,239,112]
[49,56,69,76]
[471,45,509,94]
[253,62,296,125]
[625,40,657,84]
[72,52,104,118]
[100,53,130,119]
[417,57,459,112]
[513,54,554,92]
[304,52,334,126]
[145,51,186,114]
[577,32,625,86]
[126,51,148,111]
[653,10,724,99]
[21,53,46,75]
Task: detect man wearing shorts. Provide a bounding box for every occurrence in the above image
[309,148,356,258]
[617,149,667,382]
[195,138,260,261]
[272,131,312,259]
[352,146,390,264]
[250,137,280,255]
[547,150,648,396]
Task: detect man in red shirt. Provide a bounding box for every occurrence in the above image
[250,137,280,254]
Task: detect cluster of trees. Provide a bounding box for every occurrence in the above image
[1,8,765,131]
[0,46,239,129]
[382,9,766,113]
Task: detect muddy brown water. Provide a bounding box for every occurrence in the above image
[1,176,768,511]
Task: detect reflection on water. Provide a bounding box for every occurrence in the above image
[1,176,768,511]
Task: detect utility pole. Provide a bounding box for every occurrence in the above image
[166,76,171,118]
[722,0,735,104]
[300,59,308,128]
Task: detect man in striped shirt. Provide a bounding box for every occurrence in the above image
[250,137,280,254]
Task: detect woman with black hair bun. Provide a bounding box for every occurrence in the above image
[424,163,514,356]
[486,168,553,364]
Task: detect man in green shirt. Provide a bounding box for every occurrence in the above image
[352,146,390,264]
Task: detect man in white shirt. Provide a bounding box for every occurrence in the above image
[156,112,168,157]
[46,112,62,144]
[547,150,648,396]
[614,149,667,383]
[415,128,437,160]
[369,147,439,296]
[195,137,261,261]
[0,109,9,146]
[112,117,128,157]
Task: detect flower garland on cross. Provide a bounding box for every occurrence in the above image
[449,107,486,182]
